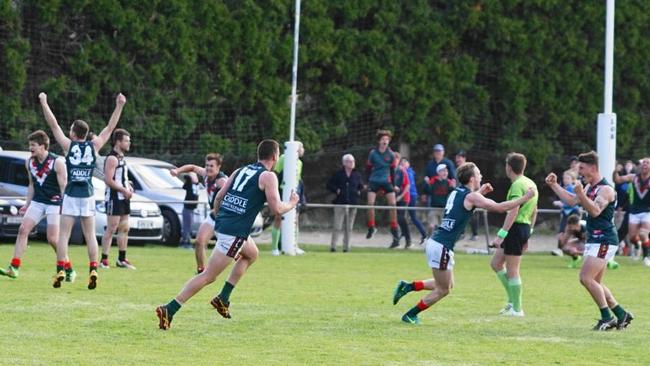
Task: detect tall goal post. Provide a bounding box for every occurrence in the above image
[280,0,302,256]
[597,0,616,179]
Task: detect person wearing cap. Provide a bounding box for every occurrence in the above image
[424,144,456,206]
[455,150,479,240]
[425,164,453,235]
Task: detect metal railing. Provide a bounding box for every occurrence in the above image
[1,195,564,251]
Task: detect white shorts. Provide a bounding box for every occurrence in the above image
[629,212,650,225]
[214,232,248,258]
[425,238,455,270]
[61,195,95,217]
[584,243,618,261]
[24,201,60,226]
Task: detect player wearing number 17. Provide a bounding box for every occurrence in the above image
[156,140,299,330]
[40,92,126,290]
[392,162,536,325]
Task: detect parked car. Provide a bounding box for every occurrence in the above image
[0,198,36,238]
[97,156,263,246]
[0,150,163,243]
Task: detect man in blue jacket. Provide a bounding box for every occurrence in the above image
[327,154,364,252]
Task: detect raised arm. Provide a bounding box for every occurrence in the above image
[170,164,207,178]
[575,183,615,218]
[545,173,580,207]
[260,171,299,216]
[39,93,71,152]
[93,93,126,151]
[104,155,132,200]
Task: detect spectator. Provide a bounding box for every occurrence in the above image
[614,161,634,254]
[365,129,400,245]
[180,172,199,249]
[426,164,453,234]
[326,154,364,252]
[553,170,581,233]
[425,144,456,182]
[391,154,411,249]
[402,157,428,244]
[553,214,619,270]
[424,144,456,206]
[455,149,478,240]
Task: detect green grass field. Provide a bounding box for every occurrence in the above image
[0,241,647,366]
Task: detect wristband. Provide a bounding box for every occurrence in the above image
[497,228,509,239]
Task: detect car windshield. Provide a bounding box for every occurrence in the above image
[130,164,183,189]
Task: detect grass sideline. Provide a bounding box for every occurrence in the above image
[0,242,647,366]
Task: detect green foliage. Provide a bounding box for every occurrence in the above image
[0,1,648,167]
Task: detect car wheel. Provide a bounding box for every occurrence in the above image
[161,208,181,246]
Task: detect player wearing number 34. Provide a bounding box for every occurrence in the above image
[39,92,126,290]
[156,139,300,330]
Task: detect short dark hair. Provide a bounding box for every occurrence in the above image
[578,151,598,166]
[257,139,279,161]
[111,128,130,146]
[71,120,89,139]
[28,130,50,150]
[376,129,392,141]
[567,214,581,226]
[205,153,223,166]
[506,152,527,175]
[457,162,477,185]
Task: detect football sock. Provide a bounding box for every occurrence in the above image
[643,239,650,258]
[101,253,108,261]
[271,227,280,251]
[10,258,21,269]
[118,250,126,262]
[405,300,429,318]
[495,270,510,302]
[412,281,424,291]
[56,261,65,272]
[166,298,182,317]
[611,305,627,320]
[508,277,522,312]
[600,307,613,321]
[64,262,72,273]
[219,281,235,303]
[89,261,98,273]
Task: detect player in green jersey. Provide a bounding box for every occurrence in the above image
[490,153,538,317]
